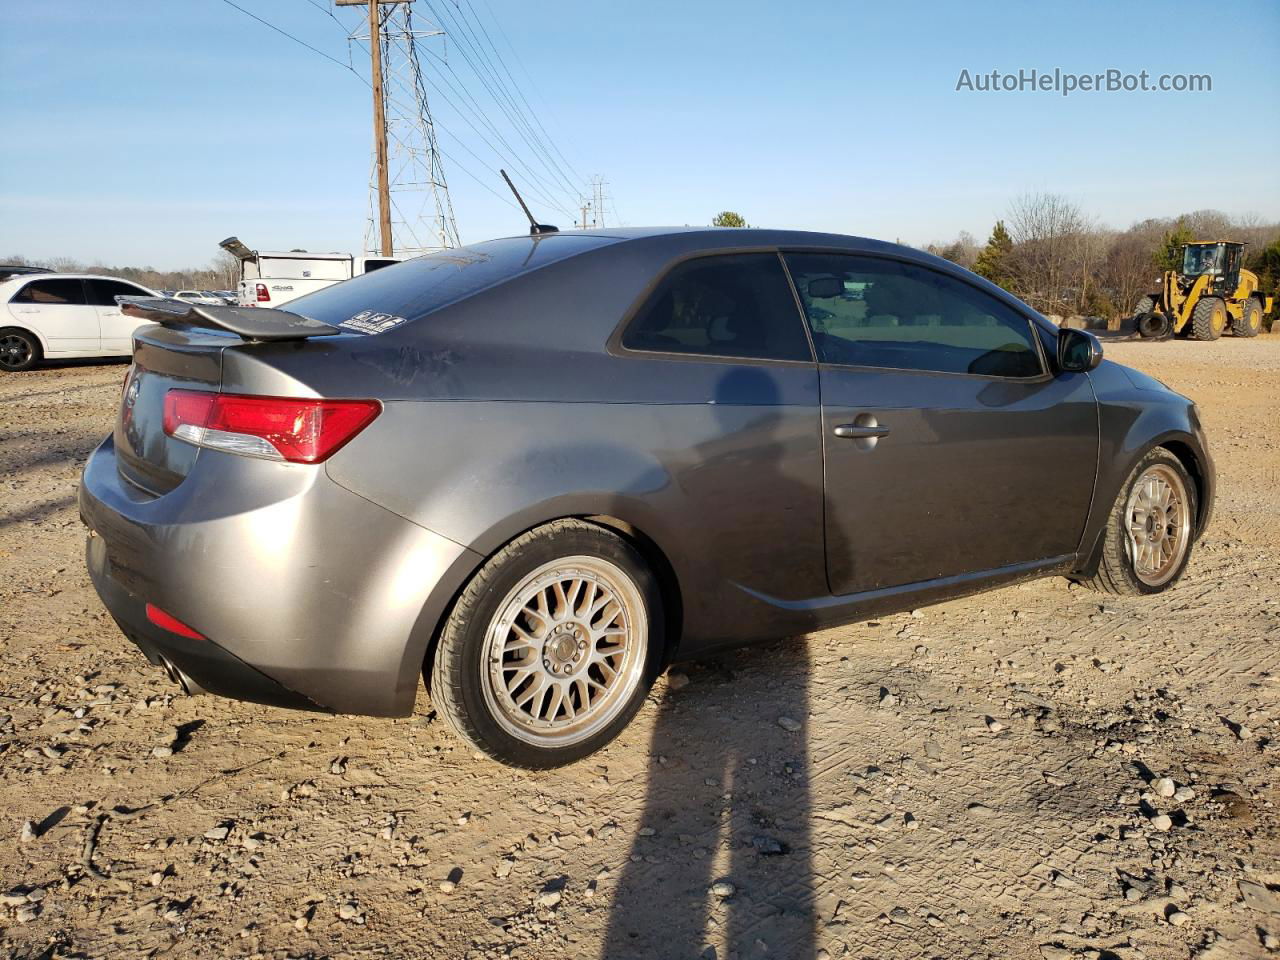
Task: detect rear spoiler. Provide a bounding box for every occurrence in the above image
[118,296,341,342]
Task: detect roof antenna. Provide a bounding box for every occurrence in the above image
[500,169,559,236]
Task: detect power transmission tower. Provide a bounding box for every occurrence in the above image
[337,0,459,256]
[591,175,608,229]
[576,177,609,230]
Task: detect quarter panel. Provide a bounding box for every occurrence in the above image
[80,434,478,715]
[326,364,827,650]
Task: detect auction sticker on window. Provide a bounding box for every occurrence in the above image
[339,310,410,335]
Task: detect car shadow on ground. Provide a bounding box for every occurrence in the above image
[603,366,821,959]
[602,645,816,960]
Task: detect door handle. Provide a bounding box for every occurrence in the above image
[833,414,890,450]
[833,423,890,439]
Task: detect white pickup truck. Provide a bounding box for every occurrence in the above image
[219,237,400,308]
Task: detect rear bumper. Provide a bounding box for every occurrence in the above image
[86,532,321,711]
[79,434,481,716]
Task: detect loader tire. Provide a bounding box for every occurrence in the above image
[1131,295,1156,319]
[1137,313,1171,339]
[1189,297,1226,341]
[1231,298,1262,338]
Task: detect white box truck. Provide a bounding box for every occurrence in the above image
[219,237,401,308]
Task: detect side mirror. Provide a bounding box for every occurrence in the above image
[1058,327,1103,372]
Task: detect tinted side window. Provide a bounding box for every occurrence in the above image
[621,254,811,362]
[784,254,1042,377]
[86,279,150,306]
[12,278,87,306]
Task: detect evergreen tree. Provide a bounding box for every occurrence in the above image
[973,221,1014,289]
[1155,218,1194,272]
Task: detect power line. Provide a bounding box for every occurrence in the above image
[334,8,575,219]
[215,0,358,76]
[452,2,581,203]
[455,0,584,190]
[422,0,580,205]
[217,0,584,231]
[419,48,577,217]
[472,0,585,187]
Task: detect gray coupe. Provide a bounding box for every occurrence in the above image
[79,227,1215,767]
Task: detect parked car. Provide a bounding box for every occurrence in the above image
[0,273,162,371]
[171,290,225,305]
[0,264,54,283]
[79,228,1215,767]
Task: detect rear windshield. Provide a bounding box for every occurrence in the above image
[288,234,617,334]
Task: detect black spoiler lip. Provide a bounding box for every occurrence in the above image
[117,296,342,342]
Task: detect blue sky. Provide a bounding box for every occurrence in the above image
[2,0,1277,268]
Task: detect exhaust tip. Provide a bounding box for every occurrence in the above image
[159,657,206,697]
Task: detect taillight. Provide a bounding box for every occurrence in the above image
[255,283,270,302]
[163,390,380,463]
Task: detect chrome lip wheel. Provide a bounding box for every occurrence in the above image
[483,556,646,747]
[1125,464,1191,587]
[0,335,31,369]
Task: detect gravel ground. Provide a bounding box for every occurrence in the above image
[0,339,1277,960]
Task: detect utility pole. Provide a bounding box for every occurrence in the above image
[580,199,591,230]
[368,0,393,256]
[339,0,456,255]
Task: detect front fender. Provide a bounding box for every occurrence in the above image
[1075,362,1214,573]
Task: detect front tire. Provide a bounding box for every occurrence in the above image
[1231,298,1262,338]
[1079,447,1197,595]
[429,519,663,768]
[1189,297,1227,341]
[0,328,41,372]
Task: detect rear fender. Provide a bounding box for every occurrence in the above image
[0,323,49,356]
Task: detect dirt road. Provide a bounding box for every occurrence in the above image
[1,341,1277,960]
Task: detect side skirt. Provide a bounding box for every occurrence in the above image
[730,554,1077,636]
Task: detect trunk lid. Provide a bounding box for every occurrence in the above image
[116,326,230,495]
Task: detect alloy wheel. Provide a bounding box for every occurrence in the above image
[0,334,32,370]
[482,556,647,747]
[1124,464,1192,587]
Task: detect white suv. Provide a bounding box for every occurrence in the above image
[0,274,161,371]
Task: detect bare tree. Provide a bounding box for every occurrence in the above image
[211,250,241,290]
[927,231,979,270]
[1099,230,1159,319]
[1005,193,1091,315]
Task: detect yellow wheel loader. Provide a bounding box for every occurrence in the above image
[1132,241,1274,341]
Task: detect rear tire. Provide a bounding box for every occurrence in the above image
[1131,295,1156,320]
[429,519,662,768]
[0,328,41,372]
[1231,298,1262,338]
[1078,447,1197,596]
[1189,297,1226,341]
